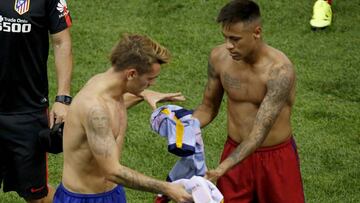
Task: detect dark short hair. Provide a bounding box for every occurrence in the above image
[217,0,260,25]
[110,34,171,74]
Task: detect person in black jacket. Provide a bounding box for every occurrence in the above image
[0,0,73,202]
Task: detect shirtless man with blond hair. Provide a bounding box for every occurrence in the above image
[53,34,192,203]
[193,0,305,202]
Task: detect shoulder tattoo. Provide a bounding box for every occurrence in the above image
[88,106,111,135]
[87,106,114,157]
[267,64,293,102]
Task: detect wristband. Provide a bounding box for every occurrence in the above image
[55,95,72,105]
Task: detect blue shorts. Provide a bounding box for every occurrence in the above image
[54,183,127,203]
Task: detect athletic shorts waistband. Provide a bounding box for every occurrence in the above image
[58,183,124,198]
[226,135,293,152]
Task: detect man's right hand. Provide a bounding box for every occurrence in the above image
[205,169,222,184]
[167,183,193,203]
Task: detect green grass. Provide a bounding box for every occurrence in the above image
[1,0,359,202]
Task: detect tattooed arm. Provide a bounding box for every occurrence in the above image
[84,104,192,202]
[206,63,295,182]
[193,55,224,128]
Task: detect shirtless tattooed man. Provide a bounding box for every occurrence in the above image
[193,1,305,202]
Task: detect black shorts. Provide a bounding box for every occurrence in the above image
[0,110,49,200]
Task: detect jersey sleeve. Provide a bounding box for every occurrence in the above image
[47,0,72,34]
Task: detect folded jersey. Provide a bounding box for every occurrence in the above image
[172,176,224,203]
[150,105,198,157]
[150,105,206,181]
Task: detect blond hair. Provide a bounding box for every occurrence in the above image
[110,34,171,74]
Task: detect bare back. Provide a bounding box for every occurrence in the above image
[212,44,295,146]
[62,74,127,194]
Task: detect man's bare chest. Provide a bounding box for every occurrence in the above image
[220,70,267,103]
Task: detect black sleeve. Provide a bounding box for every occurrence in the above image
[47,0,72,34]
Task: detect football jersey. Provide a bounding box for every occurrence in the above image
[0,0,72,113]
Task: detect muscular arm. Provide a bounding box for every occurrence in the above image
[49,28,73,126]
[52,28,73,96]
[212,63,295,177]
[193,58,224,128]
[85,104,172,195]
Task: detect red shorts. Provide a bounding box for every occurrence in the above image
[217,136,304,203]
